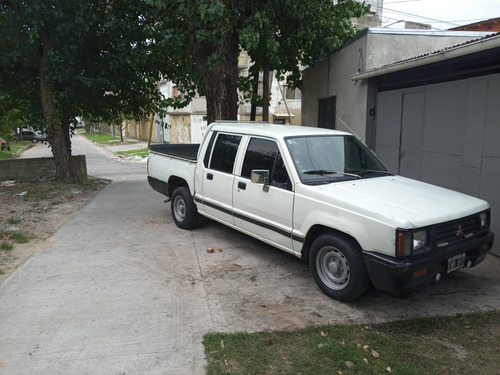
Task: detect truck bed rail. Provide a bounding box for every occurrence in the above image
[150,143,200,161]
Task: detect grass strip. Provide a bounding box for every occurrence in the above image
[82,132,122,144]
[116,148,150,158]
[204,310,500,375]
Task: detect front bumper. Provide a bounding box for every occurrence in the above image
[363,231,495,293]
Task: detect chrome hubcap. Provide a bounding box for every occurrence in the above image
[316,246,350,290]
[173,196,186,221]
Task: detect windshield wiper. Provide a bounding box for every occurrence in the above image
[303,170,361,179]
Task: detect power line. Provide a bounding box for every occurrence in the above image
[384,7,462,25]
[368,0,495,30]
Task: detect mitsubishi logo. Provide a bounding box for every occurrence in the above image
[456,225,464,237]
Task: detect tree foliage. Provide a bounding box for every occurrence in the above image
[0,93,29,139]
[150,0,369,123]
[0,0,174,182]
[0,0,368,182]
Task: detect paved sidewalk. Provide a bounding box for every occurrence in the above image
[1,136,212,374]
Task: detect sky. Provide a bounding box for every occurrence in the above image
[373,0,500,30]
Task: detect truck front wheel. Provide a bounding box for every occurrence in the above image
[171,186,199,229]
[310,233,370,301]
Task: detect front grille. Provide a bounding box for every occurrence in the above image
[435,215,480,247]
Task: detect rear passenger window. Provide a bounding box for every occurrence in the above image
[203,131,218,167]
[209,134,242,173]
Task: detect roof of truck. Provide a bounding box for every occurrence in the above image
[209,121,351,138]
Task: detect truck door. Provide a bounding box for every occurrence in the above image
[197,132,242,225]
[232,137,295,253]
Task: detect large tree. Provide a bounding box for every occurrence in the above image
[0,0,179,182]
[151,0,369,124]
[0,0,368,183]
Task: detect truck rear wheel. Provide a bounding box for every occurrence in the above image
[171,186,199,229]
[309,232,370,301]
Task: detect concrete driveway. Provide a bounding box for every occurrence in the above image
[1,136,499,374]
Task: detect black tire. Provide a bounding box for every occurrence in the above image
[309,232,370,301]
[171,186,199,229]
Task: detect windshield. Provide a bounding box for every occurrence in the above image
[285,135,390,184]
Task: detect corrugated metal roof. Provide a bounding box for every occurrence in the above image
[351,32,500,80]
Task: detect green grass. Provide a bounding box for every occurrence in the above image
[82,132,122,144]
[0,141,31,160]
[204,311,500,375]
[7,217,21,225]
[116,147,150,158]
[1,242,14,251]
[0,230,34,244]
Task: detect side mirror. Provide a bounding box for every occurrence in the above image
[251,169,270,192]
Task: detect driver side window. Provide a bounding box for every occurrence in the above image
[241,137,291,190]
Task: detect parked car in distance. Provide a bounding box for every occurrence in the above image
[35,130,47,140]
[21,130,43,143]
[1,137,10,151]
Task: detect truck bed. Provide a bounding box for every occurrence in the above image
[149,143,200,161]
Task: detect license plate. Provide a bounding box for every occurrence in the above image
[447,253,466,273]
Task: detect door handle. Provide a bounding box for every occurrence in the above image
[238,181,246,190]
[207,173,213,180]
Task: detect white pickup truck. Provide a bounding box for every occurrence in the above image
[148,122,494,301]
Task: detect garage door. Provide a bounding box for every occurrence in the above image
[375,73,500,255]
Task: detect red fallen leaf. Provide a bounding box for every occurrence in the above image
[218,248,223,252]
[207,248,215,253]
[2,234,12,240]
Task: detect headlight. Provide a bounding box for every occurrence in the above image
[479,211,489,228]
[396,229,427,256]
[413,230,427,250]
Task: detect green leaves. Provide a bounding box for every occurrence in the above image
[0,0,370,136]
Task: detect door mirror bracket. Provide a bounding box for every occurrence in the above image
[251,170,270,192]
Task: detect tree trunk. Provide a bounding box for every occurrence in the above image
[39,30,78,183]
[262,65,270,122]
[148,114,154,148]
[51,117,78,183]
[192,32,239,124]
[250,69,258,121]
[199,62,239,124]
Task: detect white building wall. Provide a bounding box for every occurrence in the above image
[190,115,209,143]
[364,29,489,70]
[302,28,492,142]
[302,34,369,139]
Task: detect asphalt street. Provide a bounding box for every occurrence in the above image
[1,135,500,374]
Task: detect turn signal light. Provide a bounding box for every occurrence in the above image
[397,232,412,256]
[413,268,428,278]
